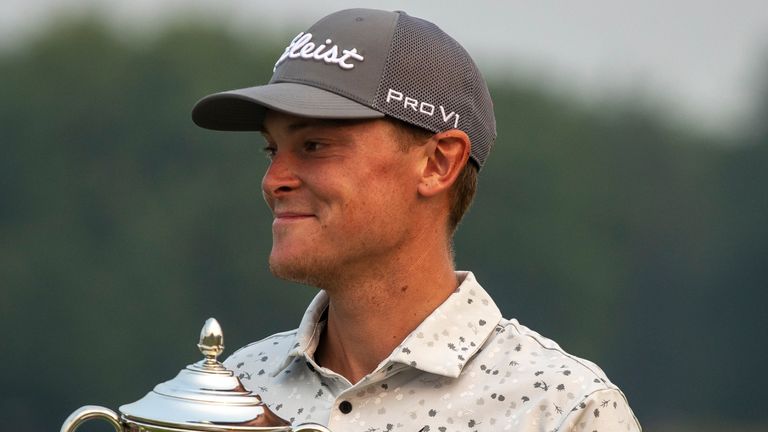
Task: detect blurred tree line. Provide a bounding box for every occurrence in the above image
[1,18,766,431]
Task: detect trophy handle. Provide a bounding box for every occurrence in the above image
[61,405,123,432]
[294,423,332,432]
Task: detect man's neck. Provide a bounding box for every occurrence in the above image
[313,239,458,384]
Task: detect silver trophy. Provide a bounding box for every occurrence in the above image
[61,318,329,432]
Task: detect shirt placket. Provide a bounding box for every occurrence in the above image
[324,363,403,432]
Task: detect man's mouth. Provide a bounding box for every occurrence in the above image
[273,211,315,224]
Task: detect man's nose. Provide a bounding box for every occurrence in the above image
[262,152,301,200]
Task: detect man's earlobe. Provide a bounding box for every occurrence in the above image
[417,129,471,197]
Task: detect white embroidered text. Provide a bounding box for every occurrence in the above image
[274,32,365,71]
[386,89,460,128]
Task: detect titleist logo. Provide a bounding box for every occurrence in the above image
[273,32,365,71]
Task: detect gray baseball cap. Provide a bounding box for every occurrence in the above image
[192,8,496,168]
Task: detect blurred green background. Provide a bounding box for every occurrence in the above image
[2,7,767,432]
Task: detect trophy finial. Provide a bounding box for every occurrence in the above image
[197,318,225,364]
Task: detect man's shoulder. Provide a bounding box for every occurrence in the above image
[466,317,640,429]
[489,317,616,389]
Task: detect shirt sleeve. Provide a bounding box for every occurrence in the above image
[557,388,641,432]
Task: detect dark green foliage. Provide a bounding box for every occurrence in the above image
[1,19,765,430]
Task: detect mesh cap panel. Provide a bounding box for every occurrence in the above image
[373,13,496,168]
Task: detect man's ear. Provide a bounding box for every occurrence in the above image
[418,129,471,198]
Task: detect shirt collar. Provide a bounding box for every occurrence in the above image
[272,290,329,376]
[275,271,502,378]
[389,271,502,377]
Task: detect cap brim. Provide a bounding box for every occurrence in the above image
[191,82,385,131]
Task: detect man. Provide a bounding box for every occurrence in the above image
[192,8,640,432]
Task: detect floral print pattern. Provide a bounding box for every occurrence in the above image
[225,272,641,431]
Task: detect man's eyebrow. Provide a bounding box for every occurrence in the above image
[262,118,370,135]
[286,120,314,132]
[261,120,309,136]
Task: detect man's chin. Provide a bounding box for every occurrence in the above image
[268,255,338,288]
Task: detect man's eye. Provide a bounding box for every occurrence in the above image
[304,141,322,152]
[262,146,277,159]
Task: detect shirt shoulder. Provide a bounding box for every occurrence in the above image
[471,317,640,430]
[497,317,612,385]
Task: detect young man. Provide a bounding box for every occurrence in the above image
[192,9,641,432]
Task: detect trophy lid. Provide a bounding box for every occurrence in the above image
[119,318,291,431]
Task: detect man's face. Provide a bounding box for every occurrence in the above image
[261,111,423,288]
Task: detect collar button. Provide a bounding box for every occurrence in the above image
[338,400,353,414]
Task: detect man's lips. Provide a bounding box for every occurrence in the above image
[273,212,315,223]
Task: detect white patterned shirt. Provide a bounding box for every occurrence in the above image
[225,272,641,432]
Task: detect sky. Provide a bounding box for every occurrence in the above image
[3,0,768,133]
